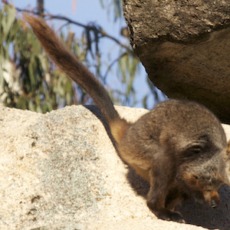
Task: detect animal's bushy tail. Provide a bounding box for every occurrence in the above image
[24,14,130,143]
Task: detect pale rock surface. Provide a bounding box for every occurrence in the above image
[0,105,230,230]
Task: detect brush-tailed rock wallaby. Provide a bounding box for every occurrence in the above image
[24,15,229,223]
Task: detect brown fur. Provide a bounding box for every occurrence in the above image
[24,14,229,223]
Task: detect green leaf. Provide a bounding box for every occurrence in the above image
[2,5,16,39]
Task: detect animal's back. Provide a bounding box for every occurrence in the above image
[118,100,226,179]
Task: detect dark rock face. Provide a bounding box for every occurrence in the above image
[123,0,230,123]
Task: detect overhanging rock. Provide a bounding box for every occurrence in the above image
[123,0,230,123]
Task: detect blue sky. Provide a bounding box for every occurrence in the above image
[11,0,124,34]
[4,0,162,108]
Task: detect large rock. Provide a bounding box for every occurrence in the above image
[123,0,230,123]
[0,105,230,229]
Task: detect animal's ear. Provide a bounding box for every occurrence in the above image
[223,140,230,161]
[227,140,230,158]
[222,147,230,186]
[222,141,230,186]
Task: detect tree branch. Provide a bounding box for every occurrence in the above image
[2,1,132,53]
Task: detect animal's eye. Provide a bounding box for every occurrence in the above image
[189,146,203,154]
[185,145,203,157]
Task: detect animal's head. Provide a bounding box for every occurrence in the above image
[176,135,229,207]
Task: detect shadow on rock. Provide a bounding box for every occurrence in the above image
[179,185,230,230]
[126,170,230,230]
[126,167,149,197]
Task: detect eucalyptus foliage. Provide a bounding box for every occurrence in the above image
[99,0,123,21]
[0,2,151,113]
